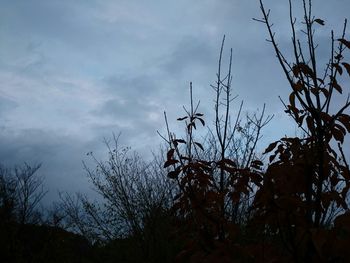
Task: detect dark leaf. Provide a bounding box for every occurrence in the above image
[314,18,325,25]
[338,38,350,49]
[174,139,186,144]
[331,77,342,94]
[335,54,344,60]
[251,160,263,170]
[320,88,329,98]
[297,114,306,126]
[250,173,263,185]
[195,113,204,116]
[217,158,237,167]
[194,142,204,151]
[197,117,205,126]
[332,63,343,75]
[177,116,188,121]
[164,159,179,168]
[223,158,237,167]
[269,154,276,163]
[187,123,193,132]
[264,141,279,154]
[252,160,263,166]
[342,62,350,76]
[187,122,196,131]
[306,115,315,132]
[298,63,315,77]
[167,170,180,179]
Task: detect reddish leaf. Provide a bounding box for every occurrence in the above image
[320,112,332,123]
[299,63,315,77]
[310,87,319,95]
[289,92,296,107]
[338,114,350,132]
[292,64,300,76]
[292,81,304,92]
[167,149,175,160]
[332,127,344,143]
[334,123,347,136]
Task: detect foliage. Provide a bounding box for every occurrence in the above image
[161,39,272,261]
[163,0,350,262]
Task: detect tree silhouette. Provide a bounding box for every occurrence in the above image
[162,38,272,262]
[251,0,350,261]
[164,0,350,262]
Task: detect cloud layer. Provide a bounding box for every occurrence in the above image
[0,0,349,203]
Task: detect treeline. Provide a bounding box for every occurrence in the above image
[1,0,350,262]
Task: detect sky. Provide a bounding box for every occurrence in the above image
[0,0,349,204]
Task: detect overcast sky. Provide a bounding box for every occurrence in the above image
[0,0,349,204]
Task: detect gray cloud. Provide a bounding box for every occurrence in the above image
[0,0,349,205]
[0,128,100,204]
[161,36,217,77]
[0,96,18,116]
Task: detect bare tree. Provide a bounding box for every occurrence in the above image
[0,163,46,225]
[14,163,46,224]
[60,134,178,262]
[0,165,17,222]
[161,36,272,253]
